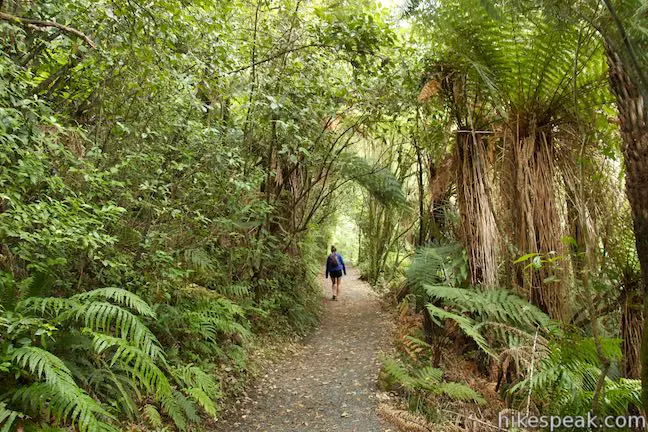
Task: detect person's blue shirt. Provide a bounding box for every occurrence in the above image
[325,253,346,278]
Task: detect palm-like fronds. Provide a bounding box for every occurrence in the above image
[404,243,467,310]
[0,402,23,432]
[425,285,551,331]
[9,347,116,432]
[1,288,210,431]
[337,153,407,208]
[20,293,163,360]
[381,356,486,404]
[510,336,640,416]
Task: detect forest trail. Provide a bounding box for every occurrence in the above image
[215,266,392,431]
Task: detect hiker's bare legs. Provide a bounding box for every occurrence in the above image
[331,278,336,298]
[335,278,341,298]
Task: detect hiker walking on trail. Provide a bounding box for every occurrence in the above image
[325,246,346,300]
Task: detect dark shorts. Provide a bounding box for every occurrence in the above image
[330,270,343,279]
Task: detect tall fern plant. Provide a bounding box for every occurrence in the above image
[0,287,221,431]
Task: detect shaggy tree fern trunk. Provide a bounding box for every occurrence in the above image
[605,43,648,410]
[506,123,566,321]
[455,132,499,286]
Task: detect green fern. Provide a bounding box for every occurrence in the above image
[71,288,156,318]
[2,288,205,431]
[216,284,250,297]
[426,303,496,357]
[404,243,468,310]
[436,381,485,403]
[170,364,221,418]
[337,153,407,208]
[510,337,639,416]
[0,402,23,432]
[425,285,551,331]
[21,294,163,360]
[143,404,163,428]
[381,356,485,404]
[8,346,117,432]
[184,248,215,272]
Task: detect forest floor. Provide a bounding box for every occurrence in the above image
[213,266,393,431]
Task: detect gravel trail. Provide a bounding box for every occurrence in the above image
[214,266,391,432]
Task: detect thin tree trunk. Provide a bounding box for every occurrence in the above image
[622,278,643,379]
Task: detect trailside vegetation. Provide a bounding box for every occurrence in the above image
[0,0,403,430]
[3,0,648,430]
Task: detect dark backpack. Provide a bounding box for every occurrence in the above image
[329,253,339,267]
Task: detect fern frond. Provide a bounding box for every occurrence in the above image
[11,346,77,389]
[425,304,495,357]
[0,402,23,432]
[183,248,215,272]
[380,356,484,404]
[91,333,167,393]
[69,301,162,360]
[173,390,200,423]
[216,284,250,297]
[10,382,116,432]
[170,364,220,396]
[143,404,163,428]
[91,332,195,430]
[425,285,550,330]
[72,288,156,318]
[18,296,73,317]
[337,153,407,208]
[187,387,219,418]
[171,363,221,418]
[406,243,466,289]
[437,381,486,404]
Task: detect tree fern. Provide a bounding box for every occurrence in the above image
[337,153,407,208]
[425,285,551,331]
[510,337,639,416]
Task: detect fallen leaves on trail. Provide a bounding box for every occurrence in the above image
[212,267,394,431]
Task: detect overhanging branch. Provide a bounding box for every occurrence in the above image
[0,11,96,48]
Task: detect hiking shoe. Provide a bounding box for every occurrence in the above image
[332,295,336,301]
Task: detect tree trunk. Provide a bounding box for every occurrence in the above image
[455,132,499,286]
[605,44,648,409]
[415,141,426,246]
[622,278,643,379]
[507,125,566,321]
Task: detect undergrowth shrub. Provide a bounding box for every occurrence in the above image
[394,244,641,426]
[0,287,223,431]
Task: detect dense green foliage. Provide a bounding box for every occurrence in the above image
[2,0,648,430]
[0,0,406,429]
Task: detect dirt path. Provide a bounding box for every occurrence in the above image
[214,266,391,431]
